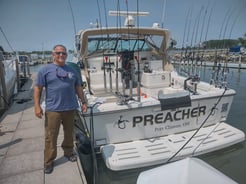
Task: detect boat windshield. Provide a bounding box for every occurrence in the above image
[87,35,160,55]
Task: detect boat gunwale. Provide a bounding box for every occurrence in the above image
[81,91,235,117]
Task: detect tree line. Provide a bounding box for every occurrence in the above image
[171,33,246,50]
[203,37,246,49]
[17,50,74,56]
[0,46,74,56]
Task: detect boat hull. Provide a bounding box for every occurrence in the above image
[0,59,17,109]
[81,91,235,146]
[76,89,245,170]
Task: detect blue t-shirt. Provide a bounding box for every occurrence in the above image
[36,63,81,112]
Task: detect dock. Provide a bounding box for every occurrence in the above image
[0,73,87,184]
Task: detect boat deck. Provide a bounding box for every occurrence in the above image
[0,73,87,184]
[101,122,245,171]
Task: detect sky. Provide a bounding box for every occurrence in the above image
[0,0,246,52]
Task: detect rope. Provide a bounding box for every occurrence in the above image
[166,88,227,163]
[88,102,102,184]
[0,94,9,107]
[0,26,16,53]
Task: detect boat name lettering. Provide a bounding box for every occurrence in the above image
[132,106,206,127]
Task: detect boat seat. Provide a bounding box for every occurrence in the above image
[141,71,171,88]
[101,122,245,171]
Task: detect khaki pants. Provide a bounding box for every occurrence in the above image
[44,110,76,166]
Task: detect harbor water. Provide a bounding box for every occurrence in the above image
[30,63,246,184]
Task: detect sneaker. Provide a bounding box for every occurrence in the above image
[65,153,77,162]
[44,163,53,174]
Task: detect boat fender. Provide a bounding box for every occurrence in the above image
[76,132,92,155]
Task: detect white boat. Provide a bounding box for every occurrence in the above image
[17,55,31,73]
[0,49,17,111]
[137,157,237,184]
[74,11,245,172]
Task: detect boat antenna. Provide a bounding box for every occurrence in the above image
[67,0,77,36]
[103,0,109,29]
[161,0,167,28]
[96,0,103,28]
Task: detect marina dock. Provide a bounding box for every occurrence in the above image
[0,73,87,184]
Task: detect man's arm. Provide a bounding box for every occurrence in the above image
[75,85,87,112]
[34,85,43,118]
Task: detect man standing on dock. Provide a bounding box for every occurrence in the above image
[34,44,87,174]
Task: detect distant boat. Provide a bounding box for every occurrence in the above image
[73,10,245,174]
[0,48,17,111]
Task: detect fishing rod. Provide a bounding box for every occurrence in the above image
[220,8,236,88]
[228,5,245,73]
[192,5,207,76]
[216,6,238,88]
[136,0,141,102]
[78,102,102,184]
[191,5,204,76]
[179,5,194,77]
[211,7,231,87]
[184,5,194,76]
[179,7,192,76]
[115,0,121,94]
[125,0,134,100]
[195,3,209,66]
[221,3,245,87]
[182,2,215,91]
[89,102,102,184]
[200,2,214,65]
[199,3,214,83]
[185,4,203,76]
[96,0,110,92]
[194,2,214,78]
[187,7,198,70]
[228,4,245,41]
[103,0,110,92]
[183,5,204,78]
[68,0,82,62]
